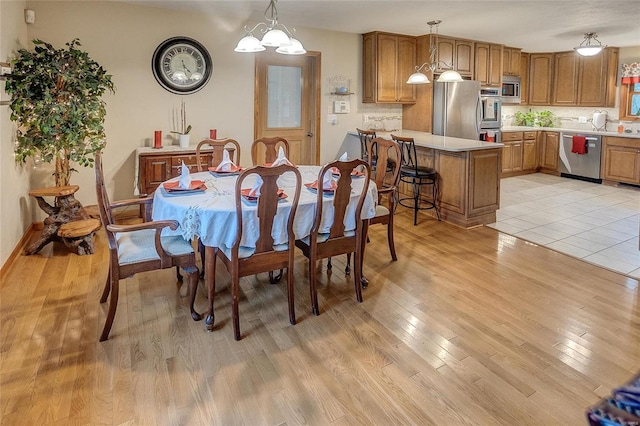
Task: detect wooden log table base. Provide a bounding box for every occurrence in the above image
[26,185,97,255]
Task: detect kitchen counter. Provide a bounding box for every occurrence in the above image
[349,130,502,228]
[349,130,503,151]
[502,126,640,139]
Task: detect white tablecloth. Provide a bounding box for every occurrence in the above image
[152,165,378,249]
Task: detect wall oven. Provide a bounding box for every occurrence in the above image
[480,87,501,130]
[501,75,521,104]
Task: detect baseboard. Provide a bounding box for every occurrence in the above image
[0,222,41,284]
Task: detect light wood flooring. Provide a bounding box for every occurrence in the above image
[1,209,639,425]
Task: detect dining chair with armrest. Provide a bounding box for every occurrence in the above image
[205,164,302,340]
[295,159,370,316]
[95,151,201,342]
[251,136,290,165]
[367,137,402,261]
[195,138,242,172]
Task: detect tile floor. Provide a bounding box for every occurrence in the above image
[486,173,640,280]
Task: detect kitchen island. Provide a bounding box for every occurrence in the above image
[350,130,503,228]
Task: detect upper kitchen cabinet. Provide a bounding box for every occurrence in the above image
[503,47,522,76]
[433,35,474,77]
[362,32,416,104]
[528,53,554,105]
[552,51,579,105]
[520,52,529,105]
[475,43,503,87]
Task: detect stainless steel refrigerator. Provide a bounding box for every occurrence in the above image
[432,80,481,140]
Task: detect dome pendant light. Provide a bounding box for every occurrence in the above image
[574,33,606,57]
[234,0,306,55]
[407,20,463,84]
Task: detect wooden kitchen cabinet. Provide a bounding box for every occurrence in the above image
[475,43,503,87]
[362,32,416,103]
[522,131,539,171]
[552,51,579,105]
[138,149,214,196]
[434,35,474,77]
[602,136,640,184]
[503,47,522,76]
[540,131,559,172]
[528,53,554,105]
[501,131,523,175]
[520,52,529,105]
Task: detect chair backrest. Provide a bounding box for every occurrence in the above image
[95,151,115,228]
[356,128,376,162]
[233,164,302,255]
[251,137,290,165]
[310,159,370,242]
[391,134,418,171]
[196,138,242,171]
[368,137,401,195]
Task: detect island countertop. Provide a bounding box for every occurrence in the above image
[349,130,503,152]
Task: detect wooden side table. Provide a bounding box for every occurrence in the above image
[26,185,96,255]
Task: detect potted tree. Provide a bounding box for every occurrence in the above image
[6,39,115,186]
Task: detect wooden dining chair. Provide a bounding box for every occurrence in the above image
[251,136,290,165]
[205,164,302,340]
[195,138,241,171]
[295,159,370,316]
[367,137,402,261]
[95,151,201,341]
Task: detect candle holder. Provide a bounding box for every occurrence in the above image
[209,129,217,139]
[154,130,163,149]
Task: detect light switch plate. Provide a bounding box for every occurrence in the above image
[327,114,338,124]
[333,100,350,114]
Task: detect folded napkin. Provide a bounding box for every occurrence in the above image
[248,176,263,197]
[270,146,294,167]
[216,149,235,171]
[179,161,192,189]
[339,152,348,161]
[322,170,337,190]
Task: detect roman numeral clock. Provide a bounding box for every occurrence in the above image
[152,36,212,94]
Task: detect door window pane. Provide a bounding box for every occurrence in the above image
[267,65,301,128]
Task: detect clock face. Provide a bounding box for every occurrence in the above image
[152,37,212,94]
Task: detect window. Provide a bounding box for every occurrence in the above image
[620,62,640,122]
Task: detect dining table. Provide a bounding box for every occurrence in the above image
[151,164,379,320]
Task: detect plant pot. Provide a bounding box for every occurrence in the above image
[179,134,190,148]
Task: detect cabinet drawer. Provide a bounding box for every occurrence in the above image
[524,131,537,140]
[502,132,523,142]
[171,155,200,176]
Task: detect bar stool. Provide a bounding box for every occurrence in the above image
[391,134,440,225]
[355,128,376,164]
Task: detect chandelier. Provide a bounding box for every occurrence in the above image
[234,0,306,55]
[574,33,606,57]
[406,20,463,84]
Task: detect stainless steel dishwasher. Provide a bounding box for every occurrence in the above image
[559,132,602,183]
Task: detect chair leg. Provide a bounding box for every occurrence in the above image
[287,263,296,325]
[269,269,283,284]
[205,247,217,332]
[100,268,111,303]
[345,253,351,275]
[176,266,183,282]
[413,178,420,226]
[354,246,363,304]
[198,239,205,279]
[309,257,319,316]
[387,215,397,261]
[433,178,441,221]
[99,275,119,341]
[185,266,201,321]
[232,268,241,340]
[327,257,332,270]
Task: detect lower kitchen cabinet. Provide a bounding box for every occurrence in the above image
[522,131,539,171]
[540,131,559,172]
[602,136,640,184]
[501,131,523,176]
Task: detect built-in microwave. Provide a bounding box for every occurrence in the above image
[501,75,521,104]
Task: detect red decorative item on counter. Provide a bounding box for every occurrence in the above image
[209,129,217,139]
[154,130,162,149]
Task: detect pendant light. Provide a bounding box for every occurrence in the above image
[574,33,606,57]
[234,0,306,55]
[407,20,463,84]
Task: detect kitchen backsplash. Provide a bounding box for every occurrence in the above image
[359,104,402,131]
[502,105,640,133]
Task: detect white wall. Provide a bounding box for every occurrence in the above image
[0,0,392,267]
[1,0,30,266]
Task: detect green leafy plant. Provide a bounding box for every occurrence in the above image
[5,39,115,186]
[171,99,191,135]
[514,111,536,126]
[536,110,555,127]
[513,110,555,127]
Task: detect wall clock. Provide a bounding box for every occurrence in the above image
[152,36,212,94]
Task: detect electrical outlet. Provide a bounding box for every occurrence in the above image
[327,114,337,125]
[578,116,587,123]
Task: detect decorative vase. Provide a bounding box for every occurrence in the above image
[179,134,190,148]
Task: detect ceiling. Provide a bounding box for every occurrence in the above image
[121,0,640,53]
